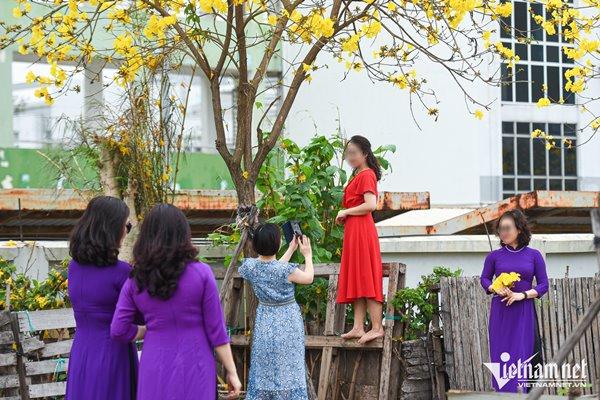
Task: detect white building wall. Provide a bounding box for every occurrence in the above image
[283,50,495,206]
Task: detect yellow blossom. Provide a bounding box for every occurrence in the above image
[491,272,521,292]
[342,34,360,54]
[536,97,551,108]
[495,2,512,17]
[25,71,37,84]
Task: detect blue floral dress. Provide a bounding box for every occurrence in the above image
[238,258,308,400]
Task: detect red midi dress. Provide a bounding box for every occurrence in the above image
[336,168,384,304]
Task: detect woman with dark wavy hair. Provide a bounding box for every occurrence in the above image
[335,135,384,344]
[66,196,143,400]
[480,210,549,392]
[110,204,241,400]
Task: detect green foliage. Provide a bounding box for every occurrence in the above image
[0,257,70,311]
[256,134,346,263]
[294,277,329,329]
[392,266,462,340]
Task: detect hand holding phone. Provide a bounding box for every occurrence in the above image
[282,220,303,244]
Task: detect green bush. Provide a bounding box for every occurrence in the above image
[392,266,462,340]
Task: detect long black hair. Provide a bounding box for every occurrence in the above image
[495,209,532,249]
[131,203,198,300]
[347,135,382,181]
[69,196,129,266]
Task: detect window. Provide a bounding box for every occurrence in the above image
[500,0,575,105]
[502,121,577,198]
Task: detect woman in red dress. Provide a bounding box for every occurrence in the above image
[335,135,384,344]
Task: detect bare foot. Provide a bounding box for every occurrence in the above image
[357,327,384,344]
[340,328,365,340]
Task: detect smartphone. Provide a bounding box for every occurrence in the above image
[282,220,303,244]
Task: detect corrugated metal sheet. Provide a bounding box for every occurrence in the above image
[377,190,600,236]
[0,188,429,239]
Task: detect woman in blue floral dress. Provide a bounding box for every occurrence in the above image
[239,223,314,400]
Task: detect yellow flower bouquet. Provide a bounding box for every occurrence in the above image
[491,272,521,293]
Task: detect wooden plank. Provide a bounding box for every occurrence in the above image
[459,278,475,390]
[0,375,19,389]
[449,277,465,389]
[546,279,558,369]
[555,278,565,355]
[534,298,544,361]
[317,274,340,400]
[16,309,75,333]
[540,279,553,376]
[0,353,16,368]
[231,334,385,350]
[0,311,12,328]
[378,262,400,400]
[429,282,445,400]
[566,279,581,363]
[387,263,406,400]
[462,278,476,390]
[440,277,456,389]
[539,280,554,395]
[25,359,69,376]
[20,337,45,355]
[467,277,484,392]
[580,278,594,395]
[28,382,66,398]
[39,339,73,358]
[0,331,15,345]
[478,281,492,391]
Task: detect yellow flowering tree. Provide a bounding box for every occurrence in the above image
[0,0,594,205]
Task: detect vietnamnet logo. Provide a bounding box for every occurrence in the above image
[483,352,589,390]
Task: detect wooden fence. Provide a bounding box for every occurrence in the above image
[0,262,406,400]
[440,275,600,396]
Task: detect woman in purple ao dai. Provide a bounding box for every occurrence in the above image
[66,196,144,400]
[480,210,549,393]
[110,204,242,400]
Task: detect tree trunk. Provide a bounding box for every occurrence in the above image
[99,147,120,198]
[234,182,260,330]
[120,179,140,264]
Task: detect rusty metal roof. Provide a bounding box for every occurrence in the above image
[0,188,429,239]
[377,190,600,236]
